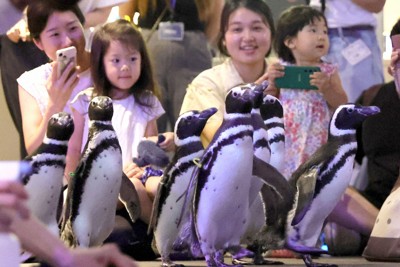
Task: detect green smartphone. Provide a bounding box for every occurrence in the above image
[275,66,321,90]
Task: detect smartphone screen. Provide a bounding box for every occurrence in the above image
[275,66,321,90]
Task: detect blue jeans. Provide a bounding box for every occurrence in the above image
[325,27,384,102]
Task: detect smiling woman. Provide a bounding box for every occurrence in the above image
[180,0,276,147]
[17,0,91,156]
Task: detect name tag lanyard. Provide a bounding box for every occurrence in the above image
[158,0,185,41]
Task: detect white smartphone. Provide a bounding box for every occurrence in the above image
[56,46,77,78]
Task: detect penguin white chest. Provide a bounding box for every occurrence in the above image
[196,135,254,247]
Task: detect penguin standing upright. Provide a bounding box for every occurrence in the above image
[61,96,123,247]
[239,83,294,265]
[23,112,74,236]
[190,85,255,267]
[286,104,380,267]
[149,107,217,267]
[260,95,285,176]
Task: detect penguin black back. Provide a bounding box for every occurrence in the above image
[23,112,74,184]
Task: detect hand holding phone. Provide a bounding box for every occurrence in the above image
[56,46,77,78]
[275,66,321,90]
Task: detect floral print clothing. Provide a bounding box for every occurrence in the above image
[280,62,336,178]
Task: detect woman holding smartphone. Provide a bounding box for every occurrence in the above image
[17,0,91,155]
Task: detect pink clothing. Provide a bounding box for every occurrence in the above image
[280,63,336,178]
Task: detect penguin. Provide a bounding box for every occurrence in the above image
[236,83,294,265]
[190,85,255,267]
[22,112,74,236]
[149,107,217,267]
[260,94,285,176]
[285,104,380,267]
[61,96,124,247]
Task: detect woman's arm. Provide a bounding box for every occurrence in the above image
[11,214,137,267]
[203,0,224,49]
[64,107,84,182]
[19,62,79,154]
[83,6,113,28]
[119,0,137,20]
[351,0,386,13]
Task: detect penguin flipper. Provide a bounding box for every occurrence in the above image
[119,173,141,223]
[292,166,319,225]
[147,171,171,234]
[252,156,295,200]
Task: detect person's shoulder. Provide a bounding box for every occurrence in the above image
[18,63,51,82]
[191,59,231,86]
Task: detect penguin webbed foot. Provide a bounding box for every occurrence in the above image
[302,254,338,267]
[161,261,185,267]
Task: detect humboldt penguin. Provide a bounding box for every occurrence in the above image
[235,82,294,265]
[22,112,74,236]
[260,95,285,176]
[286,104,380,267]
[191,85,255,267]
[61,96,123,247]
[150,107,217,267]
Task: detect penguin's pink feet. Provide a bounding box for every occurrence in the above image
[231,247,254,259]
[302,254,338,267]
[161,259,185,267]
[161,256,185,267]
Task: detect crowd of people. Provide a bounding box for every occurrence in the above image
[1,0,399,265]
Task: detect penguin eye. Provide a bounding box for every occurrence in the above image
[347,107,354,113]
[268,99,275,104]
[232,92,239,97]
[187,116,193,121]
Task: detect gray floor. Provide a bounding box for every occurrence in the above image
[136,256,399,266]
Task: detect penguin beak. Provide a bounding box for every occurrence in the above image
[200,107,218,120]
[357,106,380,116]
[254,80,269,93]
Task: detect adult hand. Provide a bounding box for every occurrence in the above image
[255,62,284,97]
[0,181,30,231]
[6,19,31,43]
[46,61,79,114]
[64,243,138,267]
[157,132,175,152]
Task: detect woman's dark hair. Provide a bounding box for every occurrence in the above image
[274,5,327,63]
[390,18,400,37]
[90,19,160,109]
[217,0,275,57]
[27,0,85,40]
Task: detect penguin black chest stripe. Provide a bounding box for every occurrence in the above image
[313,135,357,196]
[23,143,68,184]
[266,121,284,131]
[195,121,253,205]
[70,127,120,221]
[268,134,285,145]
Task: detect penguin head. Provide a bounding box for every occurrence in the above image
[88,96,114,122]
[330,104,381,136]
[225,86,254,114]
[46,112,74,141]
[260,94,284,121]
[249,81,269,109]
[174,107,217,145]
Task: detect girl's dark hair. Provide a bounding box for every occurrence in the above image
[274,5,327,63]
[217,0,275,57]
[27,0,85,40]
[90,19,160,109]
